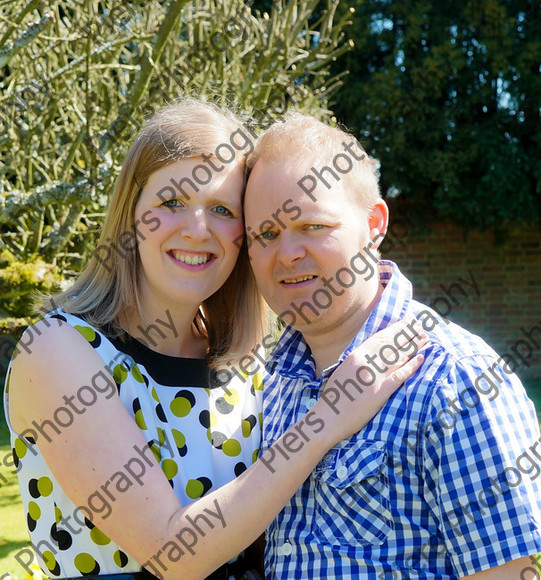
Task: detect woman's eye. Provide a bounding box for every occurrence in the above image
[162,199,183,209]
[307,224,325,230]
[212,205,233,216]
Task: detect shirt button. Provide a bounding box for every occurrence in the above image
[336,465,348,479]
[306,398,317,409]
[280,542,293,556]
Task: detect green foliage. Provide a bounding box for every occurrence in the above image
[0,0,351,332]
[332,0,541,230]
[0,249,62,319]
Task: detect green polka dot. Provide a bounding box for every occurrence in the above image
[252,449,259,464]
[114,549,129,568]
[224,389,240,405]
[172,429,186,448]
[74,326,96,342]
[222,439,241,457]
[37,476,53,497]
[170,397,192,417]
[151,443,161,462]
[210,410,218,427]
[113,364,128,384]
[55,505,62,523]
[253,373,264,391]
[242,420,251,438]
[74,552,99,574]
[259,412,263,427]
[132,364,145,383]
[135,409,147,430]
[186,479,204,499]
[90,526,111,545]
[14,438,27,459]
[42,550,58,571]
[157,427,166,445]
[28,501,41,520]
[151,386,159,402]
[162,459,178,479]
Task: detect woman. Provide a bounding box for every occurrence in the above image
[4,99,425,579]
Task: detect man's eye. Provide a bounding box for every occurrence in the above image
[307,224,325,230]
[259,230,278,240]
[212,205,233,216]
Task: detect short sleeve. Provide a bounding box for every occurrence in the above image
[421,354,541,576]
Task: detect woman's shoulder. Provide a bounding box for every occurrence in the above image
[8,308,127,404]
[15,308,119,361]
[7,310,116,433]
[12,309,90,363]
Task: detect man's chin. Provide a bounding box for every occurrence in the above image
[275,300,324,329]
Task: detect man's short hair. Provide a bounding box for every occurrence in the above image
[247,111,381,211]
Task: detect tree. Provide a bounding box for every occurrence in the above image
[332,0,541,231]
[0,0,351,335]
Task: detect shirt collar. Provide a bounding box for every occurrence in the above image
[265,260,412,380]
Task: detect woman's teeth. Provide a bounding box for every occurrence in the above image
[171,251,211,265]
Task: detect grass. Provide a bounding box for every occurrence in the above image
[0,384,540,578]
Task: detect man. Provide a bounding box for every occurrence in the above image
[244,112,541,579]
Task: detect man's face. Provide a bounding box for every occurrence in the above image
[245,158,384,337]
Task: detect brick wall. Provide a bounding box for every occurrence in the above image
[381,215,541,382]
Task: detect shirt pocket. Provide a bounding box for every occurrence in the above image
[313,439,393,547]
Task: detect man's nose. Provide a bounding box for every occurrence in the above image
[276,231,306,264]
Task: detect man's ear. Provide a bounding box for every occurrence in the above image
[368,199,389,249]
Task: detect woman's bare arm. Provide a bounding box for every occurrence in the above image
[9,318,425,579]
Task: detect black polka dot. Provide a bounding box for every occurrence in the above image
[133,398,141,413]
[234,462,247,476]
[156,403,167,422]
[199,410,210,428]
[215,397,234,414]
[175,389,195,406]
[50,314,67,322]
[242,414,257,437]
[27,513,37,532]
[114,549,129,567]
[211,431,227,449]
[50,523,73,550]
[196,476,212,496]
[28,479,40,498]
[47,560,61,576]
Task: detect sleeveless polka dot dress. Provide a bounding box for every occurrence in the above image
[3,310,263,577]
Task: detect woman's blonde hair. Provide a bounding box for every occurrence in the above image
[42,99,267,368]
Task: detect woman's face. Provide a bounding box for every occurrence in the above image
[134,157,245,314]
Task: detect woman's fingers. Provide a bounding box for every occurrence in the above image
[317,318,430,443]
[382,353,425,393]
[348,317,428,375]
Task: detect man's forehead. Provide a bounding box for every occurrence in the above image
[249,153,317,180]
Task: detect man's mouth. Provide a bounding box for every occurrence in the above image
[168,250,214,265]
[281,275,317,285]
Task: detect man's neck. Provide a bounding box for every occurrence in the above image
[304,283,384,377]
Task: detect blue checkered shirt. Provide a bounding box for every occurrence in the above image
[262,260,541,579]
